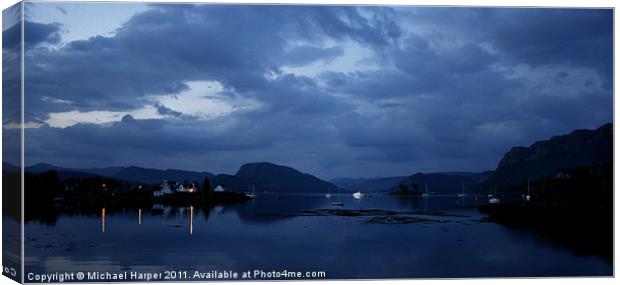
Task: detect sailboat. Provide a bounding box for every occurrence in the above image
[331,188,344,206]
[457,182,466,197]
[524,180,531,202]
[325,187,332,198]
[489,185,500,204]
[421,183,430,197]
[245,184,256,199]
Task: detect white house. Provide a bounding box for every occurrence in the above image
[153,180,174,197]
[213,185,226,192]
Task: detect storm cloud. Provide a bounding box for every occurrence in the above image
[5,4,612,178]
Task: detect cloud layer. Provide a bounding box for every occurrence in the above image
[4,4,612,178]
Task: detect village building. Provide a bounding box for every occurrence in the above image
[153,180,174,197]
[213,185,226,192]
[154,180,200,196]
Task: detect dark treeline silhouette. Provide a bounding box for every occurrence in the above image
[389,183,422,196]
[479,163,613,261]
[23,170,249,224]
[519,163,612,209]
[2,170,21,221]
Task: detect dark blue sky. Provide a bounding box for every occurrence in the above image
[3,3,613,179]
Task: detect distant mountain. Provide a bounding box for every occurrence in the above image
[24,163,214,184]
[81,167,125,178]
[25,163,68,173]
[22,162,335,193]
[23,163,101,180]
[19,121,610,195]
[2,162,19,172]
[113,166,213,184]
[331,176,408,192]
[213,162,337,193]
[387,172,483,195]
[333,171,492,193]
[483,123,613,190]
[53,170,103,181]
[435,171,494,182]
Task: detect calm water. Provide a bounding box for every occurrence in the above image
[24,194,612,280]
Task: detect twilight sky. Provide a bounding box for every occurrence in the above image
[2,3,613,179]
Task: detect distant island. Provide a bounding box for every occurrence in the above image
[4,161,343,221]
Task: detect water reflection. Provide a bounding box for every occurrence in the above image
[394,195,420,209]
[99,206,196,236]
[101,208,106,233]
[23,194,612,278]
[189,206,193,236]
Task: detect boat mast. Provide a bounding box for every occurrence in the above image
[525,179,531,202]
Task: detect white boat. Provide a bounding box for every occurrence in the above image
[457,182,466,197]
[245,184,256,198]
[489,185,500,204]
[325,187,332,198]
[524,180,531,202]
[422,183,430,197]
[352,191,364,199]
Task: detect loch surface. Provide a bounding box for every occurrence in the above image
[24,194,612,280]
